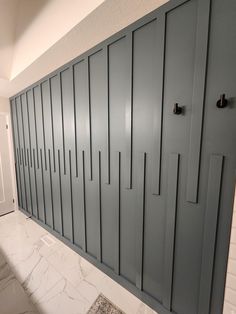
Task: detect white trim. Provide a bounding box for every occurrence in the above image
[0,111,17,211]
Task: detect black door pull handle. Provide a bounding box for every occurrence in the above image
[216,94,228,108]
[173,103,183,115]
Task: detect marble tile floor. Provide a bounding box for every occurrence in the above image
[0,250,38,314]
[0,210,158,314]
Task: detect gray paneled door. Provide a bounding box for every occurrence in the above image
[10,0,236,313]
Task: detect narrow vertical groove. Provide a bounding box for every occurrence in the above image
[48,149,55,230]
[32,88,39,169]
[114,151,121,275]
[59,72,66,175]
[40,149,46,224]
[20,95,27,166]
[69,150,75,243]
[97,151,102,262]
[198,155,224,314]
[152,14,166,195]
[82,150,87,252]
[26,92,32,167]
[33,149,39,219]
[87,57,93,181]
[21,148,28,212]
[58,149,64,236]
[186,0,211,203]
[163,153,180,310]
[72,66,78,178]
[125,32,134,189]
[49,78,56,172]
[40,83,47,171]
[26,149,33,215]
[136,152,147,290]
[106,46,111,184]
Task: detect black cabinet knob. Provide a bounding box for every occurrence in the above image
[216,94,228,108]
[173,103,183,115]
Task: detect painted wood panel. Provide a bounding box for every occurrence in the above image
[10,0,236,313]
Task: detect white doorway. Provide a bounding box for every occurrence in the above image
[0,113,15,216]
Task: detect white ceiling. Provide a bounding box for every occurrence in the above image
[0,0,19,80]
[0,0,105,94]
[0,0,168,98]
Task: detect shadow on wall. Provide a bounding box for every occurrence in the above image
[0,0,48,49]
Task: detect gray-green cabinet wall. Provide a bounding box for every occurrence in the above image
[10,0,236,313]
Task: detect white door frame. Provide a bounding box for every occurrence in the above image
[0,112,17,212]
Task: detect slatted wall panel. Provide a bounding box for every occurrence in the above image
[10,0,236,313]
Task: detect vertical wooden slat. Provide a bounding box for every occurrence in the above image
[40,83,47,170]
[18,151,23,210]
[163,153,180,310]
[97,151,102,262]
[198,155,224,314]
[48,149,55,230]
[21,148,28,212]
[152,14,166,195]
[32,149,39,219]
[40,149,46,223]
[58,149,64,236]
[72,66,78,178]
[105,46,111,184]
[82,150,87,252]
[59,72,66,175]
[136,152,147,290]
[26,92,32,167]
[20,95,27,165]
[69,150,75,243]
[16,148,23,207]
[49,78,56,172]
[125,32,133,189]
[26,149,33,215]
[29,148,37,218]
[114,151,121,275]
[15,98,22,165]
[186,0,211,203]
[15,154,21,207]
[87,57,93,181]
[32,88,39,168]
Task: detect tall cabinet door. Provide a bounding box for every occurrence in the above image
[131,1,204,311]
[198,0,236,313]
[155,1,211,313]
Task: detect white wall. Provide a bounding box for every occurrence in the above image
[224,190,236,314]
[0,96,10,113]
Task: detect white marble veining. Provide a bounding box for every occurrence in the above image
[0,210,158,314]
[0,249,38,314]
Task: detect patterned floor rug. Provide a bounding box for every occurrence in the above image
[87,294,124,314]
